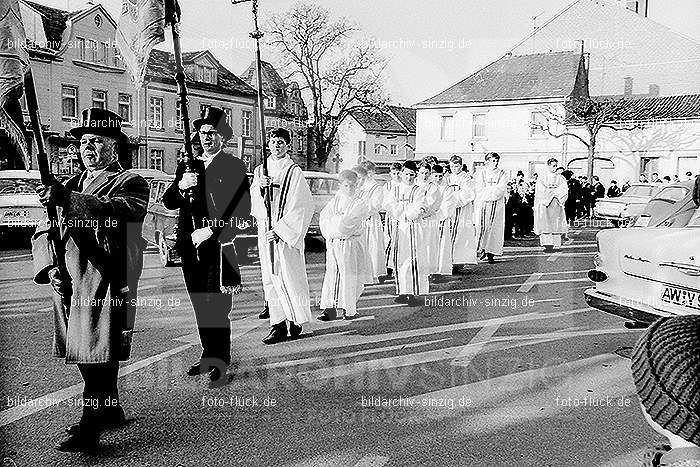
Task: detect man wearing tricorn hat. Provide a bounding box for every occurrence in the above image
[32,108,149,453]
[163,106,251,387]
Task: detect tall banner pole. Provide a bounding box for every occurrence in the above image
[232,0,274,273]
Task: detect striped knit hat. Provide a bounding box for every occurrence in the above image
[631,315,700,445]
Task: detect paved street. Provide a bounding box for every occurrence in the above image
[0,224,661,466]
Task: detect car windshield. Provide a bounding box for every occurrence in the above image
[625,185,655,197]
[653,186,689,202]
[0,178,42,195]
[687,208,700,227]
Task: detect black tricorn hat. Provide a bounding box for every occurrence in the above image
[192,106,233,141]
[69,108,127,141]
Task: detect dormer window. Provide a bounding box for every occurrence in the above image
[264,96,276,110]
[195,64,217,84]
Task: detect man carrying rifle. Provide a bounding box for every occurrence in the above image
[32,108,149,453]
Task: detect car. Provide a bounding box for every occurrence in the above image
[593,183,661,227]
[632,180,696,228]
[0,170,46,236]
[584,207,700,325]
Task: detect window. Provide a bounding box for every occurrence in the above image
[76,37,85,61]
[118,93,132,123]
[472,113,486,139]
[358,141,366,156]
[530,111,547,137]
[87,39,97,62]
[440,115,454,140]
[223,108,232,126]
[264,96,276,109]
[149,149,164,171]
[374,144,386,155]
[98,42,108,64]
[92,90,106,109]
[149,96,163,129]
[390,144,397,156]
[112,46,123,68]
[195,65,217,84]
[61,85,78,119]
[175,101,182,131]
[297,133,303,152]
[291,103,298,115]
[200,103,210,116]
[241,110,251,137]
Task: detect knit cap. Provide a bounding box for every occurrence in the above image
[631,315,700,445]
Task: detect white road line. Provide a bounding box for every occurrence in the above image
[451,319,503,367]
[0,253,31,261]
[546,252,562,262]
[354,455,390,467]
[517,273,542,293]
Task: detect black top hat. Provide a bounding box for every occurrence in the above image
[69,108,127,141]
[192,106,233,141]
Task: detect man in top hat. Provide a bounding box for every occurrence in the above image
[163,106,251,387]
[32,108,150,453]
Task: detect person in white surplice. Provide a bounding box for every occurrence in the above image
[251,128,313,345]
[474,152,508,264]
[447,155,478,273]
[431,164,456,279]
[386,161,430,307]
[534,158,569,251]
[382,162,403,278]
[317,170,370,321]
[359,160,388,283]
[417,161,442,277]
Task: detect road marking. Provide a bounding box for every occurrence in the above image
[451,319,503,367]
[0,253,31,261]
[546,252,562,262]
[354,455,389,467]
[517,273,542,293]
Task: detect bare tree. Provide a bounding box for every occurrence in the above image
[267,3,387,168]
[531,96,642,181]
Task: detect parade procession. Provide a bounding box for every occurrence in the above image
[1,0,699,465]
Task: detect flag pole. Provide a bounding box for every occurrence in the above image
[232,0,274,273]
[24,69,70,297]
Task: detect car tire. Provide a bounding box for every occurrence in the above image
[158,234,174,267]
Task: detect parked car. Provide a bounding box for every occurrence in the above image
[584,207,700,325]
[0,170,45,236]
[592,183,661,227]
[632,180,696,228]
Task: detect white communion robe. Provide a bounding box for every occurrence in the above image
[382,180,401,270]
[447,170,478,265]
[435,180,456,275]
[360,178,387,281]
[534,171,569,247]
[474,168,508,256]
[387,183,430,296]
[251,156,314,325]
[417,180,443,275]
[319,192,370,316]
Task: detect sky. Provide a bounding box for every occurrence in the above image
[34,0,700,106]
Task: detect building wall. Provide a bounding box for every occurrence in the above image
[415,99,567,177]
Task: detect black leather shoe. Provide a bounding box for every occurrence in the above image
[67,406,126,435]
[186,361,203,377]
[55,427,99,454]
[258,304,270,320]
[344,313,360,320]
[487,253,495,264]
[289,322,302,339]
[406,295,421,307]
[262,323,287,345]
[394,295,408,304]
[316,308,337,321]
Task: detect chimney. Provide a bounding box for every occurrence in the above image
[623,77,633,96]
[648,84,659,97]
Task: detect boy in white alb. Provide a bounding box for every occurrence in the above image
[534,158,568,251]
[317,170,370,321]
[383,162,403,277]
[250,128,314,345]
[431,165,456,278]
[447,155,478,272]
[359,160,387,283]
[417,161,442,276]
[474,152,508,264]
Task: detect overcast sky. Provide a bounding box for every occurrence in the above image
[37,0,700,106]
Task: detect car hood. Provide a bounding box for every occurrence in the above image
[0,193,42,208]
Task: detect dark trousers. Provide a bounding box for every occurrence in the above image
[181,241,232,369]
[77,362,119,424]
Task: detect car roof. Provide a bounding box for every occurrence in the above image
[129,169,171,180]
[0,170,41,179]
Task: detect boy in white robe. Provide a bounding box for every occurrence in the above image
[251,128,314,345]
[317,171,369,321]
[431,165,456,278]
[386,161,430,307]
[534,158,569,251]
[417,162,442,276]
[359,160,388,283]
[447,155,478,272]
[382,162,403,277]
[474,152,508,264]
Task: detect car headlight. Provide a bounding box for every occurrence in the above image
[593,253,603,268]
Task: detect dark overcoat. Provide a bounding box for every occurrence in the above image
[32,162,149,363]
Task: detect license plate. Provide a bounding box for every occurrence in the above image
[634,216,651,227]
[661,286,700,311]
[2,209,30,220]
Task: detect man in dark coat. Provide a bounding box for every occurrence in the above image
[562,170,580,224]
[33,108,149,453]
[162,106,251,388]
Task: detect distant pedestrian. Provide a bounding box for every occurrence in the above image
[685,171,694,182]
[621,180,631,192]
[631,315,700,467]
[663,175,672,184]
[651,172,661,183]
[561,170,580,224]
[533,158,568,251]
[607,180,621,198]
